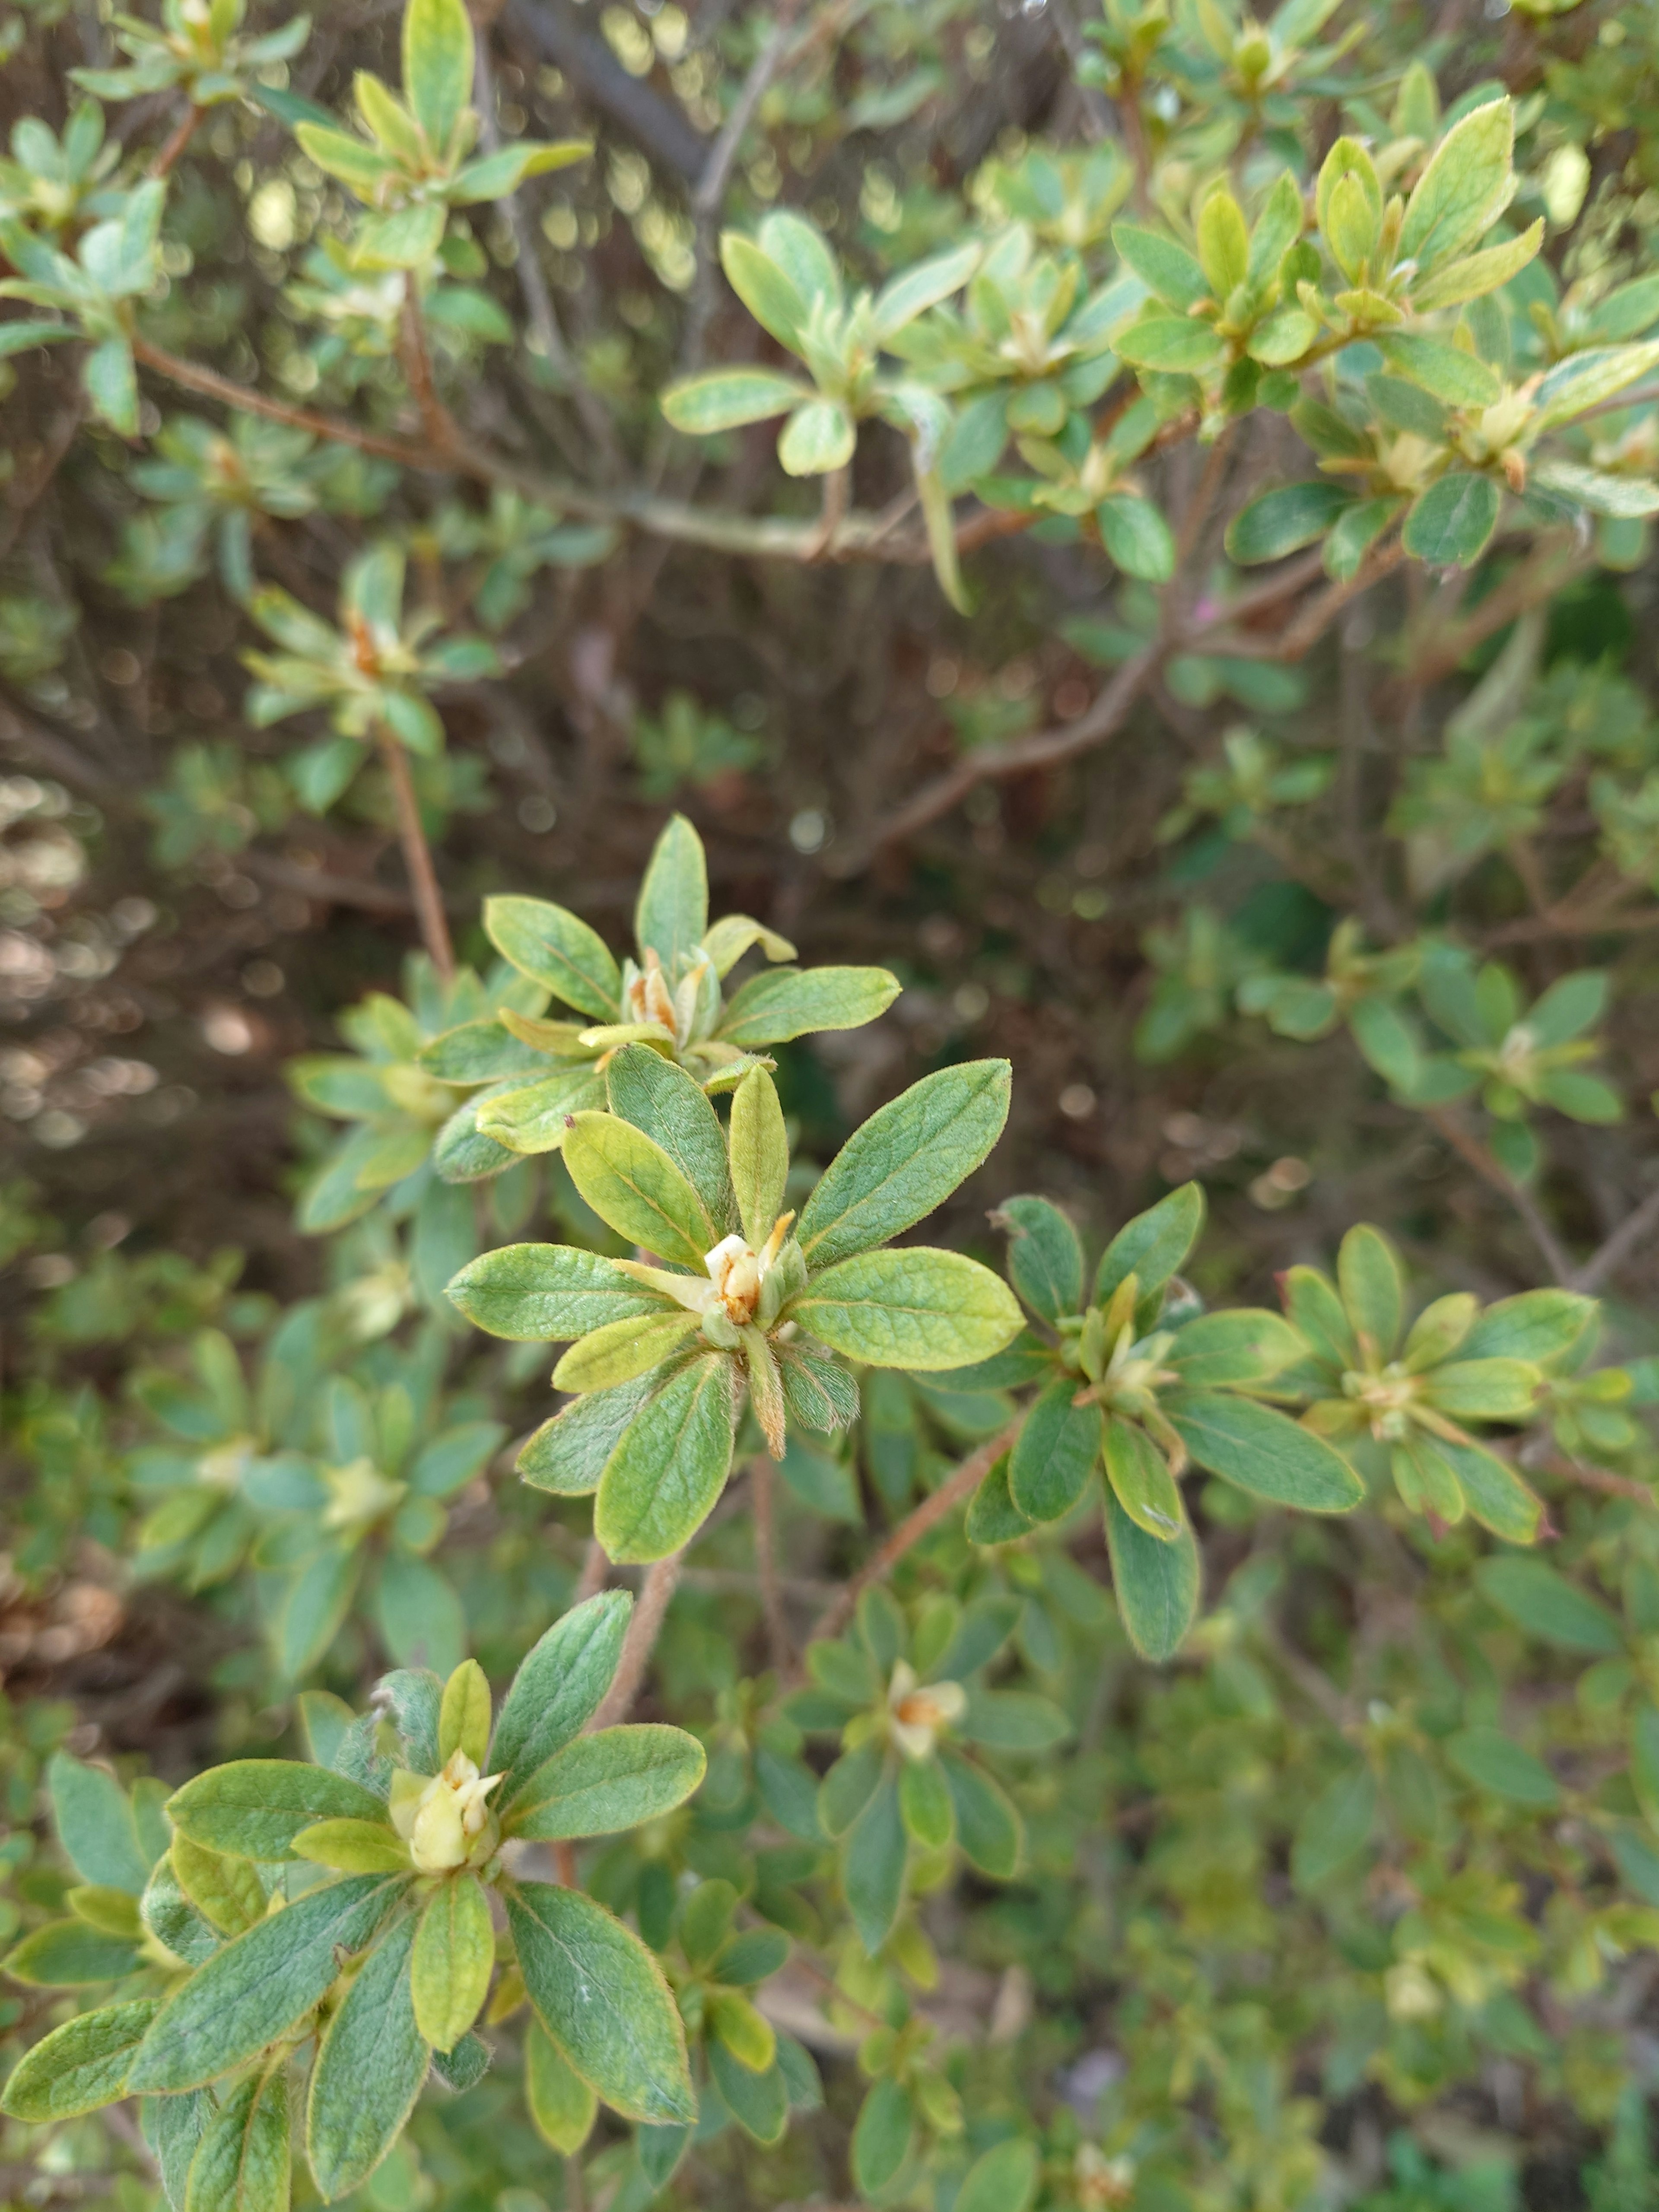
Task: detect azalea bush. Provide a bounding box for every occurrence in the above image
[6,0,1659,2209]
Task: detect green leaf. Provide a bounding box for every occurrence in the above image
[1446,1726,1560,1807]
[526,2021,598,2153]
[1114,314,1225,372]
[1098,492,1176,581]
[166,1761,388,1863]
[852,2077,914,2198]
[797,1061,1011,1269]
[719,232,810,350]
[484,896,621,1019]
[709,2037,788,2144]
[1197,189,1249,297]
[507,1880,696,2124]
[170,1835,265,1938]
[0,1998,160,2121]
[412,1877,494,2050]
[1420,1357,1538,1421]
[843,1772,906,1955]
[493,1591,633,1808]
[1224,482,1353,565]
[1166,1309,1306,1388]
[1458,1290,1594,1365]
[606,1046,735,1231]
[729,1065,790,1249]
[307,1907,429,2199]
[791,1248,1022,1372]
[1096,1183,1204,1305]
[48,1753,152,1894]
[563,1111,719,1267]
[403,0,473,155]
[184,2066,289,2212]
[778,399,857,476]
[289,1818,410,1874]
[1631,1705,1659,1831]
[1008,1378,1099,1521]
[1533,341,1659,431]
[593,1351,735,1562]
[634,813,708,976]
[1102,1414,1185,1541]
[1338,1225,1405,1357]
[940,1749,1021,1877]
[1164,1392,1364,1511]
[966,1452,1036,1545]
[439,1660,491,1769]
[1104,1487,1199,1659]
[1475,1558,1621,1654]
[961,1690,1071,1751]
[995,1195,1084,1323]
[1378,340,1506,410]
[476,1068,607,1156]
[518,1374,660,1496]
[899,1756,954,1848]
[1411,219,1544,310]
[1291,1764,1377,1888]
[661,367,811,433]
[130,1875,403,2092]
[1399,99,1514,270]
[1402,473,1501,565]
[553,1309,703,1392]
[717,964,900,1048]
[5,1919,140,1986]
[957,2139,1041,2212]
[84,337,138,436]
[1112,222,1210,309]
[1433,1434,1543,1545]
[446,1243,663,1342]
[507,1725,706,1840]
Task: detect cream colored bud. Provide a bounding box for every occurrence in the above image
[705,1233,763,1324]
[398,1750,503,1875]
[887,1661,966,1761]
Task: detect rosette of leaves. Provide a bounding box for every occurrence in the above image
[0,177,166,434]
[1133,906,1267,1062]
[1222,106,1659,575]
[631,690,767,801]
[1275,1222,1595,1540]
[288,0,588,273]
[288,954,548,1232]
[1236,917,1421,1047]
[2,1602,705,2196]
[70,0,311,108]
[1111,167,1321,410]
[3,1751,174,1997]
[962,1185,1364,1658]
[784,1586,1064,1957]
[1533,1314,1646,1474]
[888,225,1137,452]
[448,1052,1022,1562]
[976,142,1132,253]
[1142,0,1361,146]
[1388,949,1622,1183]
[428,487,617,632]
[254,1364,504,1679]
[126,1317,327,1594]
[0,101,120,234]
[425,812,900,1156]
[659,212,982,604]
[242,541,500,808]
[1158,725,1333,845]
[118,414,321,604]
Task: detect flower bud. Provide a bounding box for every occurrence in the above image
[392,1749,503,1875]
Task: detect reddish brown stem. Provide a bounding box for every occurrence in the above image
[813,1420,1023,1643]
[150,105,200,179]
[375,723,454,979]
[588,1550,684,1729]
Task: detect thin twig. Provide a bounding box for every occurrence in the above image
[573,1536,609,1603]
[1423,1106,1571,1285]
[149,104,199,178]
[375,723,455,977]
[1571,1182,1659,1293]
[398,279,461,454]
[588,1550,685,1728]
[750,1455,793,1672]
[813,1421,1022,1643]
[836,646,1160,868]
[0,397,86,563]
[1534,1450,1652,1503]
